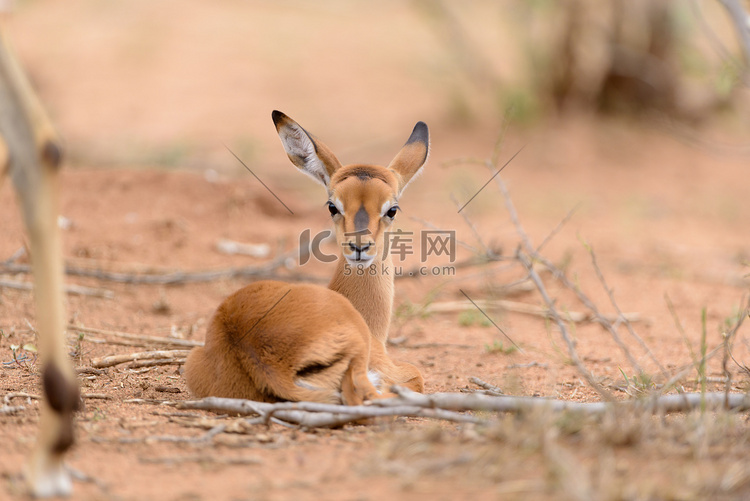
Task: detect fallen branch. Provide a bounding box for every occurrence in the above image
[81,393,113,400]
[175,388,750,430]
[0,248,321,285]
[129,358,186,368]
[3,391,111,403]
[3,392,40,404]
[0,405,24,415]
[76,367,107,375]
[377,386,750,416]
[68,324,203,349]
[123,398,178,406]
[469,377,504,395]
[91,350,191,369]
[178,397,484,427]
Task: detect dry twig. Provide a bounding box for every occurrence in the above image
[720,0,750,67]
[469,377,504,395]
[0,405,24,415]
[3,392,40,404]
[516,249,613,401]
[81,393,113,400]
[380,386,750,415]
[68,325,203,349]
[0,247,319,285]
[173,387,750,430]
[91,350,191,369]
[484,148,660,389]
[178,397,483,427]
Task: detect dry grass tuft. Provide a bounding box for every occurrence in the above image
[366,406,750,500]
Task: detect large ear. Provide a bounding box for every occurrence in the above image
[387,121,429,194]
[272,110,343,188]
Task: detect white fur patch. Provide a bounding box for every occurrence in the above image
[332,197,345,216]
[380,200,393,217]
[280,124,330,186]
[27,460,72,498]
[294,379,321,391]
[368,370,382,391]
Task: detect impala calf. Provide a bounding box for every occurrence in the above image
[184,111,428,403]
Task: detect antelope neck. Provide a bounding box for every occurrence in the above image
[328,252,394,346]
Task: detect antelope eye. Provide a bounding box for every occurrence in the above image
[385,206,399,219]
[327,201,339,216]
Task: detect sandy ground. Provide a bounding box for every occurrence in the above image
[1,2,750,500]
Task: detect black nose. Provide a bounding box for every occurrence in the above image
[348,242,371,253]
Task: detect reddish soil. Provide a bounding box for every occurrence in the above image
[2,2,750,500]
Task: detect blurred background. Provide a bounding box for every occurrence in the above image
[8,0,750,174]
[3,0,749,290]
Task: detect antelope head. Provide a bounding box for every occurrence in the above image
[273,110,429,268]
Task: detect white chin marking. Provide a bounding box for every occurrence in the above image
[345,257,375,268]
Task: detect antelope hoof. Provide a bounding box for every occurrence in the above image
[25,456,72,498]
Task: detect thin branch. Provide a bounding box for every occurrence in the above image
[690,0,747,79]
[453,150,618,399]
[178,397,484,427]
[583,239,645,374]
[0,405,24,415]
[723,297,750,394]
[91,350,191,369]
[123,398,179,406]
[460,289,521,351]
[69,324,203,349]
[3,392,40,404]
[469,377,504,395]
[0,248,321,285]
[654,343,724,396]
[450,192,491,256]
[536,251,665,375]
[719,0,750,67]
[129,358,186,368]
[380,386,750,415]
[77,367,106,375]
[536,203,582,253]
[81,393,113,400]
[516,248,613,401]
[2,246,26,265]
[407,215,479,253]
[177,388,750,429]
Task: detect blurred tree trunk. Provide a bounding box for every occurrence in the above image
[550,0,683,116]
